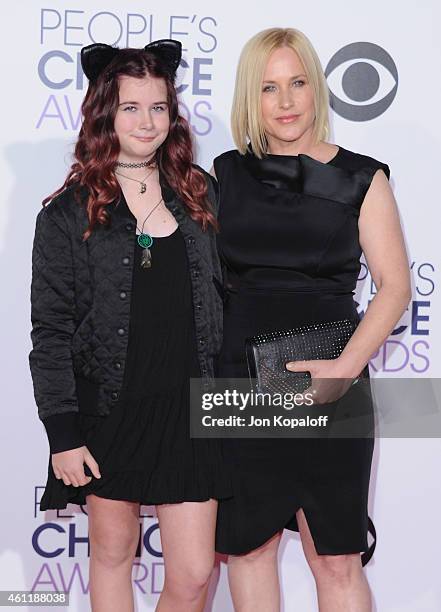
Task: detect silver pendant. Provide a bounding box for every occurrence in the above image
[141,247,152,268]
[140,182,147,194]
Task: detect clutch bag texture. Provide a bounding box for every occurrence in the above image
[245,319,358,394]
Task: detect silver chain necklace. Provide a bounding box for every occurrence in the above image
[115,166,156,194]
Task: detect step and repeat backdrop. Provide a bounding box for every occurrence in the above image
[1,1,440,610]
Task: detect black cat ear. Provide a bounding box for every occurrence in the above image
[80,43,119,81]
[144,39,182,76]
[81,40,182,82]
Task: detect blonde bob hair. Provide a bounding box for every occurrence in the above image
[231,28,330,158]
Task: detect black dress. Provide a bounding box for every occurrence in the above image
[40,204,232,510]
[213,146,390,564]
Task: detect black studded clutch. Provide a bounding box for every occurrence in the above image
[245,319,358,394]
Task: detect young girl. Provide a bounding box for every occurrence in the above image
[30,40,231,612]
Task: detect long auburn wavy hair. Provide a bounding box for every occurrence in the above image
[43,48,217,238]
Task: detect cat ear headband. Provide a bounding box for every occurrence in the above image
[80,39,182,82]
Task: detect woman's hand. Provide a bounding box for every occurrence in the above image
[52,446,101,487]
[286,358,359,405]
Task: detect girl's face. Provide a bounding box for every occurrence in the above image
[260,46,315,153]
[114,74,170,163]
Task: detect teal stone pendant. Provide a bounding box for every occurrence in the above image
[137,233,153,249]
[137,233,154,268]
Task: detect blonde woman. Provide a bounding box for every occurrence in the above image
[212,28,410,611]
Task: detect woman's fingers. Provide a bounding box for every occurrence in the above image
[70,471,89,487]
[59,472,72,486]
[83,450,101,479]
[59,470,92,487]
[286,360,313,373]
[70,475,80,487]
[52,446,97,487]
[72,472,92,487]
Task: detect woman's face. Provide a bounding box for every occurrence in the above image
[261,46,315,152]
[114,74,170,163]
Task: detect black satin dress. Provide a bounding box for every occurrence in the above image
[213,146,390,565]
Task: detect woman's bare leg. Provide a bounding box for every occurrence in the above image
[155,499,217,612]
[227,531,282,612]
[297,508,371,612]
[87,494,140,612]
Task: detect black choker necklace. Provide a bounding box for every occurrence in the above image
[116,157,156,169]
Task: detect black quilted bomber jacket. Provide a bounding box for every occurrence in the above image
[29,167,223,453]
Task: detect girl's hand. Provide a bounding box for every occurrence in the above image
[52,446,101,487]
[286,358,359,405]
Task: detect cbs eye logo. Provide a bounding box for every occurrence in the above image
[325,42,398,121]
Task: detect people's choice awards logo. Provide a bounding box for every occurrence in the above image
[37,9,217,135]
[357,260,435,374]
[325,42,398,121]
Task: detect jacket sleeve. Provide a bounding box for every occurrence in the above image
[29,204,85,453]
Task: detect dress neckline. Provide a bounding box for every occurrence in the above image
[259,145,342,166]
[242,146,344,191]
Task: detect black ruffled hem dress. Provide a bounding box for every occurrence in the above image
[40,204,232,510]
